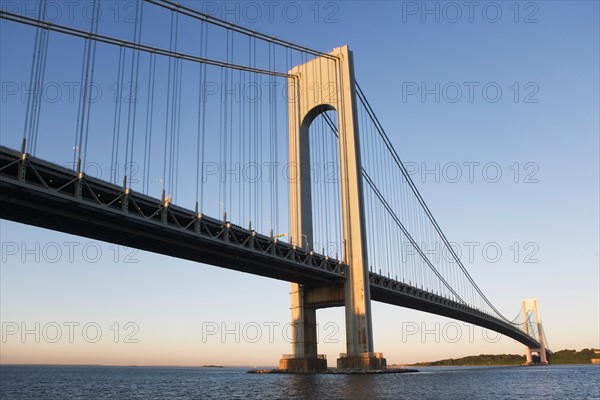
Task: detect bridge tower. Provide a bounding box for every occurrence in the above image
[279,46,386,373]
[521,299,548,364]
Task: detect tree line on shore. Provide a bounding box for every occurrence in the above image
[410,348,599,366]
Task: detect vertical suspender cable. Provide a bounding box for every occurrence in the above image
[124,0,144,188]
[29,0,50,155]
[143,52,156,194]
[81,0,100,171]
[272,45,279,233]
[200,22,209,210]
[228,31,234,218]
[268,43,274,234]
[196,21,208,210]
[76,0,97,170]
[74,22,88,167]
[162,11,175,198]
[170,12,180,199]
[258,44,263,232]
[76,35,92,167]
[112,46,125,184]
[238,67,244,223]
[174,47,182,200]
[23,0,45,151]
[220,31,229,217]
[246,36,252,224]
[252,37,259,227]
[321,114,327,252]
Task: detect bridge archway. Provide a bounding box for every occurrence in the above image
[302,104,336,129]
[304,106,343,258]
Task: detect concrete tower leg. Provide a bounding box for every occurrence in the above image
[522,299,548,365]
[525,347,533,364]
[280,46,385,373]
[278,283,325,373]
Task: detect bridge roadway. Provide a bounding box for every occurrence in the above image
[0,145,545,351]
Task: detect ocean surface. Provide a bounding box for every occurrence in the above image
[1,364,598,399]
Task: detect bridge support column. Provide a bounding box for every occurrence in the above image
[281,45,385,373]
[279,284,327,373]
[525,347,533,364]
[522,299,548,365]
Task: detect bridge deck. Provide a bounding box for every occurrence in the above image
[0,145,546,352]
[0,146,345,285]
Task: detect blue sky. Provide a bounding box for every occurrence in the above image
[0,1,598,366]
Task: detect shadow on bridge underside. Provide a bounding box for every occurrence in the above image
[0,145,344,285]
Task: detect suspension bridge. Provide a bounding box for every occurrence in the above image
[0,0,550,372]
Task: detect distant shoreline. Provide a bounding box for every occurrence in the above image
[2,349,598,369]
[0,364,254,369]
[407,348,600,367]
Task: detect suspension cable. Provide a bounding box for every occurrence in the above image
[355,82,510,321]
[0,11,292,78]
[143,0,336,60]
[322,112,464,303]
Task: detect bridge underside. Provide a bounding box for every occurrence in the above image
[298,276,543,350]
[368,275,545,350]
[0,145,547,359]
[0,146,344,286]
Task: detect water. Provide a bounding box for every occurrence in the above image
[1,365,598,399]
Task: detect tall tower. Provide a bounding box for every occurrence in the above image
[522,298,548,364]
[279,46,385,373]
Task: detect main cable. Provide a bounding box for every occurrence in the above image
[144,0,336,60]
[0,11,292,78]
[355,82,511,322]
